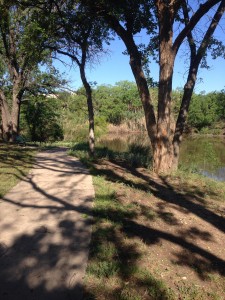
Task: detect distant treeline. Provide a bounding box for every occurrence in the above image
[20,81,225,142]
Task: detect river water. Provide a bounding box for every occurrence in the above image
[97,134,225,182]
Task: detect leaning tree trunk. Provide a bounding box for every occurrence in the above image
[172,65,197,170]
[79,64,95,156]
[172,0,225,171]
[128,49,157,147]
[101,14,157,157]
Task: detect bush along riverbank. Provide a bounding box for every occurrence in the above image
[69,143,225,300]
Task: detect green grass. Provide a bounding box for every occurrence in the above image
[0,143,37,197]
[169,169,225,202]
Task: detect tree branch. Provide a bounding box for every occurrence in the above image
[173,0,222,53]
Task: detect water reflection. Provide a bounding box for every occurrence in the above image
[202,168,225,182]
[97,134,225,182]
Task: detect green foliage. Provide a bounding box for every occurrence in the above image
[188,93,219,130]
[21,96,63,142]
[16,83,225,144]
[215,90,225,119]
[0,3,52,84]
[26,84,225,144]
[56,91,108,142]
[187,91,225,131]
[93,81,143,125]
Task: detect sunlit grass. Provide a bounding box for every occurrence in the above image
[169,169,225,203]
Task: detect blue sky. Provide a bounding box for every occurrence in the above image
[56,32,225,94]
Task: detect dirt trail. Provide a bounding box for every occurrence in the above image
[0,148,94,300]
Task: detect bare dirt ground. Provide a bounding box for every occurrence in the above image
[86,159,225,299]
[0,148,94,300]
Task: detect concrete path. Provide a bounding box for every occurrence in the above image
[0,148,94,300]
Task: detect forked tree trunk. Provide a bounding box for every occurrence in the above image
[95,0,225,174]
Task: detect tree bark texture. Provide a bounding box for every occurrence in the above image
[0,91,12,141]
[152,1,176,172]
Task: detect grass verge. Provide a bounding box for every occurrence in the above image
[70,143,225,300]
[0,143,37,197]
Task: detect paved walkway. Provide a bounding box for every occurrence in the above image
[0,148,94,300]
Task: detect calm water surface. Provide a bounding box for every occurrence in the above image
[97,134,225,182]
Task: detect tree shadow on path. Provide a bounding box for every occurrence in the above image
[0,148,94,300]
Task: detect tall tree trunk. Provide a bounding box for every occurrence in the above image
[99,0,224,173]
[11,93,21,142]
[0,82,23,142]
[10,82,23,142]
[153,51,175,172]
[0,90,12,141]
[153,2,175,173]
[79,64,95,156]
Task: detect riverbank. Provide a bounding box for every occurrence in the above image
[96,134,225,182]
[70,145,225,300]
[105,118,225,136]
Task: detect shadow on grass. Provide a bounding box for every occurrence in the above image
[90,157,225,234]
[73,144,225,282]
[83,193,175,299]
